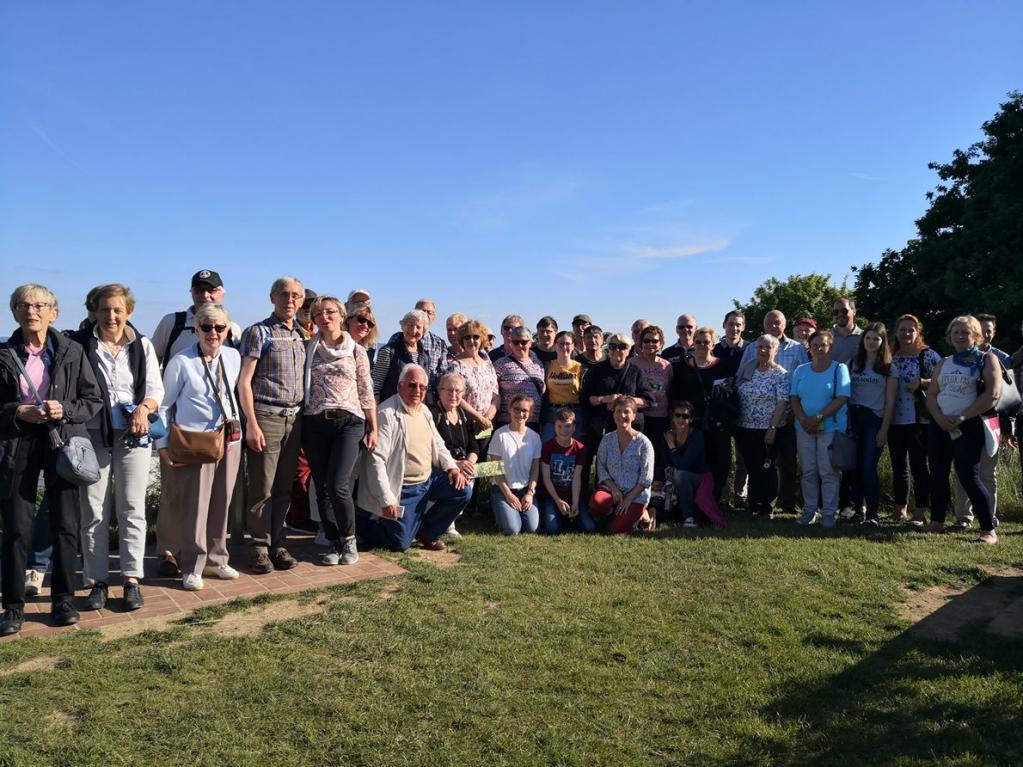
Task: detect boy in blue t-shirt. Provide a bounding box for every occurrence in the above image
[540,408,597,534]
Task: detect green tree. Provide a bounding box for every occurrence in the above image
[854,91,1023,352]
[733,273,849,337]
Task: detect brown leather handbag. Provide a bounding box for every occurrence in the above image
[167,354,231,464]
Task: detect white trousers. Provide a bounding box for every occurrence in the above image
[796,430,839,518]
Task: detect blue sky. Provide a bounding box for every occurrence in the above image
[2,1,1020,342]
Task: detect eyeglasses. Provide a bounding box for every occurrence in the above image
[402,382,428,390]
[676,325,695,331]
[694,339,712,346]
[352,316,375,328]
[14,302,52,312]
[673,412,693,420]
[463,334,481,342]
[641,337,660,345]
[511,340,530,347]
[199,323,227,333]
[277,292,304,301]
[502,325,521,333]
[512,407,531,414]
[314,309,340,318]
[440,388,465,396]
[833,308,850,316]
[608,343,628,351]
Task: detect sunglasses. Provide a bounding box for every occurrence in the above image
[352,316,375,328]
[641,337,660,345]
[511,340,530,346]
[402,382,428,390]
[673,412,693,420]
[463,334,481,342]
[199,323,227,333]
[694,339,712,346]
[608,343,628,351]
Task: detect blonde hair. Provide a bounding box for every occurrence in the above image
[946,315,982,344]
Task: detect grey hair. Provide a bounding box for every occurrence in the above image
[756,333,780,350]
[194,303,230,327]
[401,309,429,327]
[10,284,59,315]
[438,371,466,390]
[399,363,428,383]
[270,276,303,296]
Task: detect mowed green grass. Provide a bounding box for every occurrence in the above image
[1,456,1022,766]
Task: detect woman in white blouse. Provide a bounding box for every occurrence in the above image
[76,284,164,612]
[158,303,242,591]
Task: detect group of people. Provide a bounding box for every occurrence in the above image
[0,272,1018,637]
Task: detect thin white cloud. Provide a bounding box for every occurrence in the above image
[623,239,730,260]
[455,165,586,229]
[849,171,884,182]
[702,255,777,265]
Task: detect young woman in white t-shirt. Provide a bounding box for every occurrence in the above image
[488,394,542,535]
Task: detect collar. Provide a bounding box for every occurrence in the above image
[399,396,423,415]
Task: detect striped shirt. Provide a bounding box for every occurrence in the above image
[240,314,307,406]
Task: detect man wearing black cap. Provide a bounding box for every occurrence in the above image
[149,269,242,577]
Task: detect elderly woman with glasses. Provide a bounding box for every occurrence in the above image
[431,372,480,538]
[630,325,673,443]
[345,302,379,367]
[735,334,790,518]
[302,296,376,566]
[448,320,499,438]
[157,303,243,592]
[1,285,103,635]
[372,309,435,402]
[493,326,545,430]
[789,330,851,528]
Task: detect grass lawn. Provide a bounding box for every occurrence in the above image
[2,457,1022,766]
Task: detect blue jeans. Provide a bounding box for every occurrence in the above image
[670,468,702,520]
[850,405,884,518]
[491,487,540,535]
[357,469,472,551]
[539,496,596,534]
[928,418,995,531]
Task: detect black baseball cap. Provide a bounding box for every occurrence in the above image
[191,269,224,290]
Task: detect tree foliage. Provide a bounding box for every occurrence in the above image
[854,91,1023,352]
[733,273,849,336]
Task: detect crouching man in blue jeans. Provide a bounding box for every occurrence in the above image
[357,364,471,552]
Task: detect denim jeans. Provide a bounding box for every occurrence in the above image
[302,412,364,541]
[359,469,472,551]
[491,487,540,535]
[849,405,884,519]
[796,430,839,520]
[953,447,998,523]
[928,418,995,531]
[670,468,702,520]
[539,496,596,534]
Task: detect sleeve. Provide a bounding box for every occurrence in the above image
[923,349,941,376]
[528,430,543,460]
[354,346,375,410]
[371,345,393,398]
[365,407,398,507]
[64,348,104,425]
[140,337,165,407]
[631,365,656,408]
[596,435,611,484]
[488,429,506,460]
[430,414,458,472]
[789,366,803,400]
[239,323,265,359]
[775,369,790,401]
[151,314,173,364]
[637,437,654,488]
[156,356,186,450]
[541,439,553,465]
[837,363,851,397]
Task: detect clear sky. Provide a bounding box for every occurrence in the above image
[2,1,1021,342]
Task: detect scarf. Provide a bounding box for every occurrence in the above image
[303,332,355,406]
[952,345,985,376]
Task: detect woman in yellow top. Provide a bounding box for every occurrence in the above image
[541,331,584,441]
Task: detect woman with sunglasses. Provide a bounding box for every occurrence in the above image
[493,327,545,430]
[448,320,499,442]
[345,301,379,367]
[669,327,734,502]
[590,396,655,534]
[735,334,790,517]
[630,324,673,444]
[655,401,709,527]
[301,296,376,566]
[488,394,542,535]
[157,303,243,591]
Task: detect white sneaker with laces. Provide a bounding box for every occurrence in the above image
[203,564,240,580]
[444,523,462,539]
[24,569,44,598]
[182,573,205,591]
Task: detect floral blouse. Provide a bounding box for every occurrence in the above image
[448,356,499,420]
[737,366,789,429]
[890,349,940,425]
[596,430,655,505]
[305,339,373,418]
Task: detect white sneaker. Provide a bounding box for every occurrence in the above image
[24,569,44,598]
[182,573,205,591]
[202,564,239,580]
[683,517,697,528]
[444,523,462,539]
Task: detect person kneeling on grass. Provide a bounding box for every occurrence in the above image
[488,394,543,535]
[356,364,471,552]
[589,395,655,534]
[539,407,596,534]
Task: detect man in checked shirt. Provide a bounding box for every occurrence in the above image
[237,276,308,574]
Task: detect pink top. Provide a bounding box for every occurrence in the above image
[304,338,374,418]
[19,345,50,405]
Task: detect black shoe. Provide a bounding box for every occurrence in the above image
[85,582,108,611]
[0,608,24,636]
[157,552,180,578]
[848,511,866,525]
[51,599,79,627]
[123,582,144,612]
[864,516,880,527]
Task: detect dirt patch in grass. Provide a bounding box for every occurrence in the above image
[1,655,62,676]
[44,711,78,729]
[410,548,463,568]
[197,598,325,638]
[898,565,1023,641]
[377,582,402,600]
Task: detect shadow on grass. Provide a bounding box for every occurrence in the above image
[734,574,1023,766]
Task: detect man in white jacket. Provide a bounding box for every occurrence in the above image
[357,364,470,552]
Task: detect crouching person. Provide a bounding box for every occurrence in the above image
[357,364,471,552]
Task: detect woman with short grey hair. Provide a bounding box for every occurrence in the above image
[371,309,433,402]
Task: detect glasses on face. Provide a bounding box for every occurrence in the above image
[315,309,340,318]
[608,343,628,351]
[757,345,772,353]
[402,382,428,391]
[441,387,465,396]
[677,324,694,331]
[277,292,304,302]
[502,325,521,333]
[511,340,530,347]
[673,412,693,420]
[199,323,227,334]
[351,316,375,328]
[810,344,830,353]
[641,337,660,345]
[833,308,850,316]
[512,407,531,415]
[192,286,223,296]
[15,302,52,313]
[463,334,481,342]
[694,339,712,347]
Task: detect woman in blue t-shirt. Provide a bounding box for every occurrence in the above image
[789,330,851,527]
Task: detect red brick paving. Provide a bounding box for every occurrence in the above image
[1,536,405,641]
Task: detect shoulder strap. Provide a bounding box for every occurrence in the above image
[509,356,545,397]
[162,311,189,371]
[199,349,230,425]
[6,349,64,447]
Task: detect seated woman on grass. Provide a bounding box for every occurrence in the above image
[589,396,655,534]
[654,400,709,528]
[488,394,543,535]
